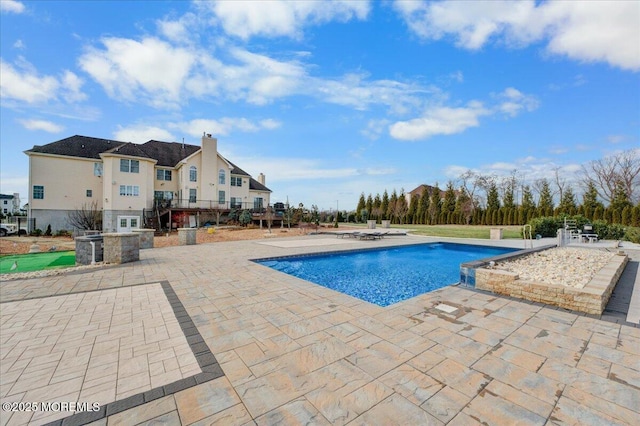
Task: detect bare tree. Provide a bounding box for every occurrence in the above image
[67,202,102,231]
[264,205,275,233]
[552,166,566,203]
[581,149,640,204]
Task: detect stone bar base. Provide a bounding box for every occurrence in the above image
[475,253,628,315]
[132,229,155,249]
[102,233,140,264]
[178,228,196,245]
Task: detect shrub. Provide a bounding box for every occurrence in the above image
[30,228,43,237]
[44,224,52,236]
[591,220,625,240]
[55,229,72,237]
[624,227,640,244]
[527,216,561,237]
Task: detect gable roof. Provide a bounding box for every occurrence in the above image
[249,178,270,192]
[140,140,201,167]
[25,135,126,159]
[26,135,272,191]
[226,159,251,177]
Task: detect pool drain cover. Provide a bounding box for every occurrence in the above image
[435,303,458,313]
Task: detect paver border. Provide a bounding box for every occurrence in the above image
[34,280,224,426]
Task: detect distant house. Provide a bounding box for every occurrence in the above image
[406,184,442,205]
[0,193,21,215]
[24,134,271,232]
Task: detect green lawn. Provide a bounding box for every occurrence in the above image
[0,251,76,274]
[343,223,523,239]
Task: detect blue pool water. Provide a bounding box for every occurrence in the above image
[257,243,516,307]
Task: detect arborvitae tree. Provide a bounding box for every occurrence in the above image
[486,183,501,211]
[394,189,408,224]
[593,205,604,221]
[502,186,515,210]
[537,179,554,213]
[455,187,472,224]
[365,194,374,216]
[373,194,382,220]
[443,181,457,216]
[356,193,366,219]
[621,206,632,226]
[387,190,398,223]
[417,189,430,225]
[611,179,633,212]
[429,183,442,224]
[631,205,640,227]
[521,185,535,211]
[581,181,603,220]
[408,194,419,224]
[604,208,613,223]
[381,190,390,220]
[558,185,577,215]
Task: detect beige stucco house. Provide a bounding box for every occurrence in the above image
[25,134,271,232]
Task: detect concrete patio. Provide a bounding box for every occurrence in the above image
[1,235,638,425]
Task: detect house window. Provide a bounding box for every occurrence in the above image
[189,166,197,182]
[120,218,127,228]
[131,218,138,228]
[156,169,172,181]
[33,185,44,200]
[230,197,242,208]
[86,189,92,197]
[119,185,140,196]
[231,176,242,187]
[189,189,197,203]
[253,197,263,210]
[94,163,103,176]
[3,209,6,214]
[218,190,225,205]
[155,191,173,200]
[218,169,226,185]
[2,200,6,205]
[120,159,139,173]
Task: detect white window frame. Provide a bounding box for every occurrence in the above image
[119,185,140,197]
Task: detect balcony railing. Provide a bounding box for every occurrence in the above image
[154,198,265,212]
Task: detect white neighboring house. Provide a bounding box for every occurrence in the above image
[25,134,271,232]
[0,193,21,215]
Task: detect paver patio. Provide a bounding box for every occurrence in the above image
[1,235,638,425]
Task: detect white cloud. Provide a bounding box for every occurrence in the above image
[79,37,197,108]
[0,58,85,105]
[13,39,25,49]
[114,117,280,143]
[0,0,25,14]
[394,0,640,71]
[18,119,64,133]
[360,119,390,140]
[389,87,538,141]
[389,102,490,141]
[205,0,370,39]
[113,125,175,143]
[495,87,539,117]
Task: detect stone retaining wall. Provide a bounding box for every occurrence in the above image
[178,228,196,245]
[102,233,139,264]
[475,252,628,315]
[132,229,155,249]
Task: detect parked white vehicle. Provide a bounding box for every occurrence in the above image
[0,223,27,236]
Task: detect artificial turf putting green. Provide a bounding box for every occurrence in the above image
[0,251,76,274]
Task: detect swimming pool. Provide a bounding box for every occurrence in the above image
[256,242,517,307]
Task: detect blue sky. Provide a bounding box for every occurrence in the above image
[1,0,638,211]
